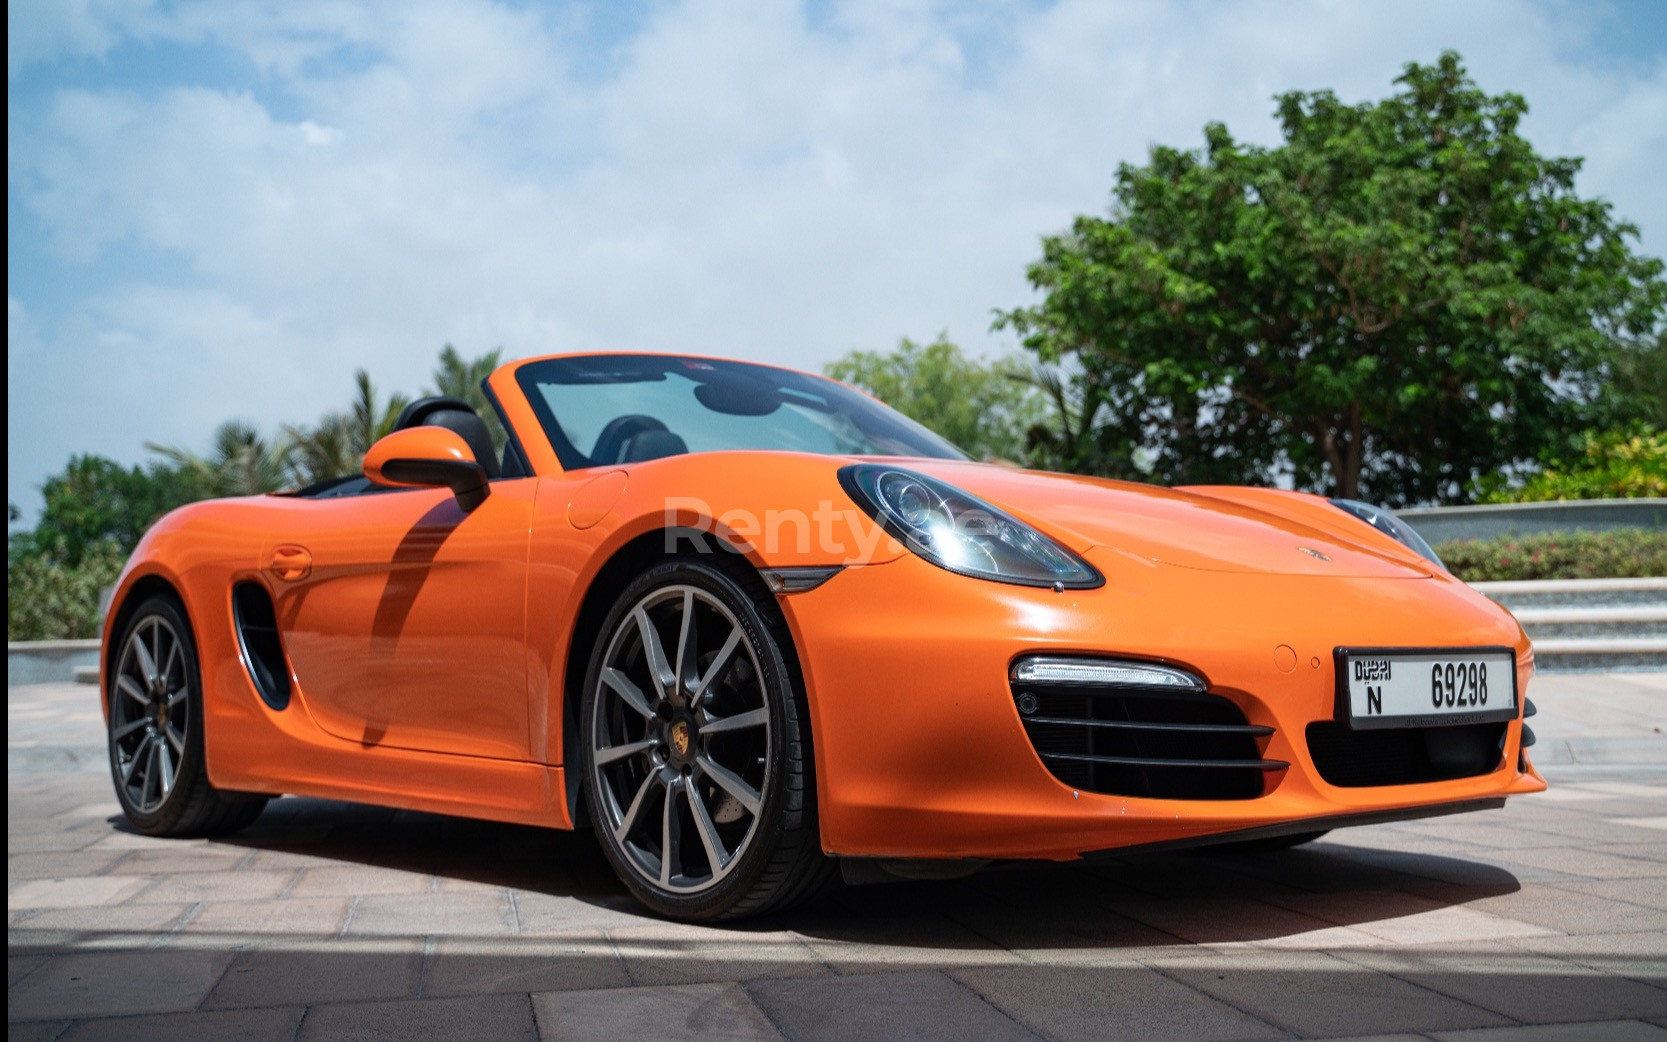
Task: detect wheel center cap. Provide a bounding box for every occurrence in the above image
[670,720,690,758]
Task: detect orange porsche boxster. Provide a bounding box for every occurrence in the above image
[101,352,1543,920]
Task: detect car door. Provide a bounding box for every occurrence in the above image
[266,480,536,761]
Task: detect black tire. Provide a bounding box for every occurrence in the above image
[580,557,831,920]
[107,594,269,837]
[1213,829,1330,853]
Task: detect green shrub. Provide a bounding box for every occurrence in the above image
[6,539,128,641]
[1474,426,1666,503]
[1437,529,1667,582]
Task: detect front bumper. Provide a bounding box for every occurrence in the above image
[780,549,1543,860]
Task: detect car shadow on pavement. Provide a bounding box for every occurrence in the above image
[170,794,1527,951]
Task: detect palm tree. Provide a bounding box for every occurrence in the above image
[428,345,506,452]
[352,368,409,455]
[285,369,412,487]
[148,421,294,497]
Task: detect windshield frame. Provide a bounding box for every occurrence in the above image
[513,353,968,471]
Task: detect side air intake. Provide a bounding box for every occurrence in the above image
[232,582,291,710]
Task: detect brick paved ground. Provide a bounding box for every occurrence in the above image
[9,673,1667,1041]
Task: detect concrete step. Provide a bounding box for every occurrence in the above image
[1473,577,1667,611]
[1470,578,1667,672]
[1528,638,1667,674]
[1512,605,1667,640]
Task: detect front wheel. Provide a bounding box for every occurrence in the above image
[107,594,268,836]
[580,559,829,920]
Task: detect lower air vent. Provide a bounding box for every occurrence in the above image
[1305,721,1506,787]
[1012,660,1282,800]
[232,582,291,710]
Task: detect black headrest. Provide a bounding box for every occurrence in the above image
[618,429,688,463]
[394,396,500,479]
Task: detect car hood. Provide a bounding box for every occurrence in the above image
[896,460,1431,579]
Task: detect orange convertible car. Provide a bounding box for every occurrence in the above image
[102,352,1543,919]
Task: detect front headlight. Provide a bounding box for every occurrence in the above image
[839,464,1102,588]
[1329,498,1445,569]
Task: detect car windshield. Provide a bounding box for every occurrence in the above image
[516,354,967,470]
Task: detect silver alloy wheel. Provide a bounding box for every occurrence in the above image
[111,615,189,814]
[590,585,772,894]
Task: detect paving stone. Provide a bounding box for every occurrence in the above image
[1412,885,1667,935]
[286,864,435,897]
[107,847,253,875]
[169,896,352,944]
[1496,847,1667,880]
[750,970,1035,1041]
[11,902,195,948]
[9,954,48,986]
[6,948,236,1020]
[509,890,652,934]
[951,964,1282,1042]
[1336,949,1667,1024]
[1428,1020,1667,1040]
[6,1020,71,1042]
[1551,878,1667,912]
[610,923,828,986]
[1506,932,1667,982]
[128,869,295,904]
[297,992,538,1042]
[8,851,127,879]
[1146,948,1510,1036]
[7,875,151,911]
[202,943,423,1008]
[344,891,514,936]
[58,1006,306,1042]
[534,982,781,1041]
[422,935,631,996]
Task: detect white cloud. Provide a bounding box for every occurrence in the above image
[7,0,1664,519]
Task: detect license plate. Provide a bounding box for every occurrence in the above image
[1335,647,1517,730]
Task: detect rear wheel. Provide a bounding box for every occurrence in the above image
[108,594,269,836]
[580,559,830,920]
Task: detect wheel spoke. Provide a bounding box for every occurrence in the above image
[116,675,151,708]
[112,717,149,741]
[148,619,166,686]
[142,739,161,804]
[660,777,684,887]
[157,741,176,794]
[633,607,676,701]
[164,721,186,756]
[695,754,761,817]
[594,737,656,766]
[691,628,742,706]
[162,641,181,691]
[673,589,697,697]
[613,770,658,844]
[688,782,730,873]
[701,707,767,736]
[130,636,160,690]
[167,689,188,711]
[602,667,655,719]
[121,734,153,784]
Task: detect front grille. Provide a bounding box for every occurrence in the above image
[1013,680,1282,800]
[1306,721,1506,787]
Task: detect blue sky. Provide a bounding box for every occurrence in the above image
[9,0,1666,523]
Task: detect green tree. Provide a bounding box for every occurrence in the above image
[15,455,209,565]
[998,52,1667,505]
[7,456,211,640]
[428,345,506,453]
[825,336,1046,462]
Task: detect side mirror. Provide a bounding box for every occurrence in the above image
[363,428,491,511]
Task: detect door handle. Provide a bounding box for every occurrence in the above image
[268,545,313,581]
